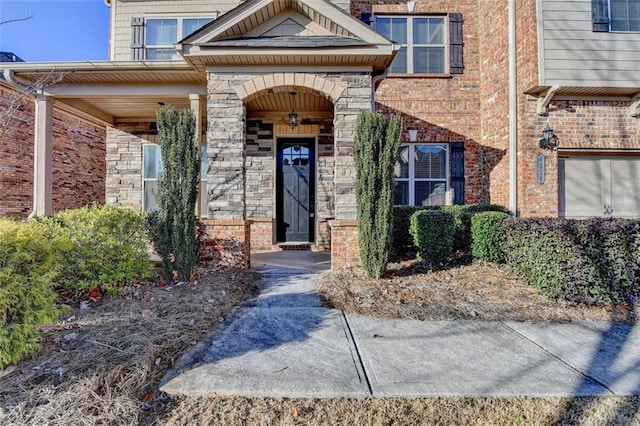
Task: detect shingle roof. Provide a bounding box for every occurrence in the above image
[0,52,24,62]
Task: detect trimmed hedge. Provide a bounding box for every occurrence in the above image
[409,210,455,264]
[47,205,153,293]
[0,219,68,370]
[504,217,640,305]
[471,211,510,263]
[392,204,508,257]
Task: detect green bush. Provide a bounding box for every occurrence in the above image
[392,204,508,258]
[354,111,401,278]
[48,205,153,293]
[503,217,640,304]
[471,211,510,263]
[0,219,68,369]
[409,210,455,264]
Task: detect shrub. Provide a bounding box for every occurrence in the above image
[409,210,455,264]
[152,106,200,282]
[0,219,67,369]
[354,111,401,278]
[391,204,508,258]
[471,211,510,263]
[504,218,617,304]
[49,204,153,293]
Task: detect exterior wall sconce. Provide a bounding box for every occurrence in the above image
[408,129,418,142]
[288,91,298,129]
[539,125,559,150]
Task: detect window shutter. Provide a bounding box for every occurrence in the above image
[450,142,464,205]
[131,17,145,60]
[449,13,463,74]
[592,0,610,32]
[360,12,372,25]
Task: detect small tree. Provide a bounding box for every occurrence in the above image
[353,111,402,278]
[152,106,200,281]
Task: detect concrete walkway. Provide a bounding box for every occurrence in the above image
[161,252,640,398]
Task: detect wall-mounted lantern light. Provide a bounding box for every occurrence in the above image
[539,125,559,150]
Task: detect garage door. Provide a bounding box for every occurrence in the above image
[559,155,640,218]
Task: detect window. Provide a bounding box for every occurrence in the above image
[611,0,640,31]
[592,0,640,31]
[375,16,446,73]
[394,144,449,206]
[142,143,208,215]
[143,17,214,60]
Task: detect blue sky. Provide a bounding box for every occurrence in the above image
[0,0,110,62]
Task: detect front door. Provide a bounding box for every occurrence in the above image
[276,138,315,242]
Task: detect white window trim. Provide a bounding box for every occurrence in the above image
[396,143,450,206]
[142,143,161,212]
[374,15,448,74]
[144,15,216,60]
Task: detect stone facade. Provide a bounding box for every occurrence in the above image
[0,85,106,217]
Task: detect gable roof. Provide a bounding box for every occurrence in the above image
[178,0,397,71]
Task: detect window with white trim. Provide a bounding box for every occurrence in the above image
[144,17,214,60]
[142,143,208,215]
[394,144,449,206]
[375,16,446,74]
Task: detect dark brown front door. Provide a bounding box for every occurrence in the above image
[276,138,315,242]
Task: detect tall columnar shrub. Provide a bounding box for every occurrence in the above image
[0,219,68,370]
[353,111,401,278]
[471,211,510,263]
[409,210,455,264]
[152,106,200,281]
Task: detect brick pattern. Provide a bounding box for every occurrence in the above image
[519,99,640,217]
[199,219,250,268]
[330,220,360,269]
[0,85,105,217]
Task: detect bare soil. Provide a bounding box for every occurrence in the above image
[2,260,640,425]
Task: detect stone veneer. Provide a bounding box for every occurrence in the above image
[204,71,371,268]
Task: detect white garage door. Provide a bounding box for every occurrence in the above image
[559,155,640,218]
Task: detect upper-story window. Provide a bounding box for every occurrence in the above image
[592,0,640,32]
[132,16,214,60]
[145,17,214,60]
[375,16,446,74]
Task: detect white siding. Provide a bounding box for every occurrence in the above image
[541,0,640,87]
[111,0,242,61]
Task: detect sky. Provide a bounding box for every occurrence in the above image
[0,0,110,62]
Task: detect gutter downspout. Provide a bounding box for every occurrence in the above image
[508,0,518,216]
[371,69,388,112]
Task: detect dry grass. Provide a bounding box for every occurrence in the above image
[0,267,260,425]
[3,258,640,425]
[318,259,639,324]
[161,395,640,425]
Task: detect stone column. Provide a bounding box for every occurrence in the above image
[206,74,246,220]
[190,94,204,216]
[33,94,53,216]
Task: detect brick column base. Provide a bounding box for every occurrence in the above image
[249,217,273,250]
[329,220,360,269]
[198,219,251,268]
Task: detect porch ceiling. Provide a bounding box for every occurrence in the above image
[246,87,333,113]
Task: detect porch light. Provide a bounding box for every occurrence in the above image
[288,91,298,129]
[539,125,559,150]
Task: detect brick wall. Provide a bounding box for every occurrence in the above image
[360,0,485,205]
[0,85,106,217]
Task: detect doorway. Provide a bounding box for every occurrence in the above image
[276,138,315,243]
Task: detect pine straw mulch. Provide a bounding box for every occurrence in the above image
[0,267,260,426]
[317,256,639,324]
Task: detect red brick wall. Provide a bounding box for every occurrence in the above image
[330,220,360,269]
[519,99,640,217]
[358,0,485,204]
[0,85,106,217]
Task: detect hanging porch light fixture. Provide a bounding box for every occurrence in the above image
[288,91,298,129]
